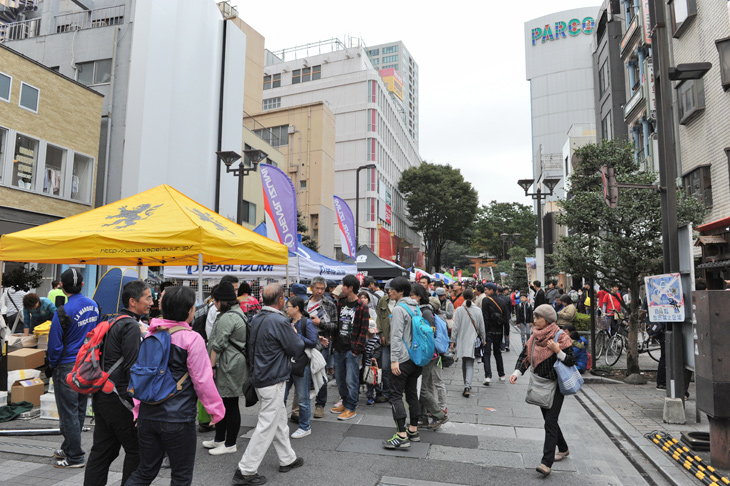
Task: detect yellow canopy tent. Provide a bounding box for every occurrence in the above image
[0,184,288,301]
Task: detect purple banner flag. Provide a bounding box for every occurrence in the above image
[260,163,298,252]
[333,195,356,257]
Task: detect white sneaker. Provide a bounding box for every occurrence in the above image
[291,428,312,439]
[483,377,491,385]
[499,376,506,382]
[209,444,237,455]
[202,440,224,449]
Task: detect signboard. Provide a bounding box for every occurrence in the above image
[378,68,404,101]
[644,273,685,322]
[530,17,594,45]
[641,0,652,45]
[260,164,298,252]
[379,184,392,225]
[646,58,656,119]
[333,196,356,257]
[621,16,638,54]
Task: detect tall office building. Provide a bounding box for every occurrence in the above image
[366,41,419,146]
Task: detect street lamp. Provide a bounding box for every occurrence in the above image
[500,232,521,261]
[355,163,377,249]
[216,149,268,225]
[517,176,560,284]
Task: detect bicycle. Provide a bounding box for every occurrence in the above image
[594,315,611,359]
[605,320,661,366]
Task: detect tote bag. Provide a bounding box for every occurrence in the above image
[553,330,584,395]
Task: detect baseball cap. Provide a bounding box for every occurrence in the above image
[485,283,498,291]
[61,268,83,290]
[291,283,308,299]
[435,287,446,296]
[384,279,393,290]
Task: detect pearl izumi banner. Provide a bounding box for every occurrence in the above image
[260,163,298,253]
[333,196,356,257]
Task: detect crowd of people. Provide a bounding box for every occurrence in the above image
[24,270,646,485]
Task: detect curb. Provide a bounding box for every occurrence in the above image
[582,376,625,385]
[581,385,689,486]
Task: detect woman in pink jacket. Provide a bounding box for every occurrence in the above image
[126,286,225,486]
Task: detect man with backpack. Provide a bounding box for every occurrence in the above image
[47,268,100,468]
[481,283,506,385]
[84,280,150,485]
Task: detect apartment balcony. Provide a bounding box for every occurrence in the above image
[620,16,641,60]
[0,17,40,41]
[54,4,124,33]
[623,86,645,122]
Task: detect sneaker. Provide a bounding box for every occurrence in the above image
[330,403,346,414]
[656,384,666,390]
[209,444,237,455]
[554,449,570,462]
[442,408,448,415]
[429,415,450,431]
[52,449,66,460]
[198,423,215,433]
[406,429,421,442]
[313,406,324,418]
[291,428,311,439]
[366,398,375,406]
[463,387,471,398]
[290,414,299,424]
[202,439,224,449]
[375,395,389,403]
[383,433,411,449]
[232,469,267,485]
[278,457,304,473]
[483,377,491,385]
[337,410,357,421]
[499,376,506,382]
[54,459,84,469]
[536,464,551,476]
[505,347,510,352]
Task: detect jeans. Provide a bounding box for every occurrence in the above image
[379,344,391,398]
[333,350,360,411]
[285,365,311,431]
[315,345,331,407]
[84,395,139,486]
[215,397,241,447]
[540,389,568,467]
[461,357,474,388]
[125,420,196,486]
[520,323,532,346]
[388,359,422,433]
[418,358,445,421]
[53,363,87,464]
[483,332,505,378]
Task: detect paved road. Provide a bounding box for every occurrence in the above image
[0,326,686,486]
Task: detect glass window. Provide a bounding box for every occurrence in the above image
[302,67,311,83]
[292,69,301,84]
[670,0,697,38]
[0,72,10,102]
[382,45,398,54]
[369,49,379,56]
[13,134,39,189]
[300,180,307,190]
[241,200,256,224]
[262,97,281,110]
[677,79,705,124]
[77,62,94,85]
[94,59,112,84]
[19,83,39,113]
[43,144,66,196]
[599,60,609,96]
[0,128,6,181]
[71,153,93,203]
[371,58,379,65]
[263,75,271,90]
[601,111,613,140]
[683,166,712,207]
[272,73,281,88]
[382,55,398,63]
[716,37,730,91]
[312,65,321,80]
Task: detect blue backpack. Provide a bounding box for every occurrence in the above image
[128,326,191,404]
[398,303,435,367]
[433,314,450,354]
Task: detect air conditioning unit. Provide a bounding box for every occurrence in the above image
[288,125,295,134]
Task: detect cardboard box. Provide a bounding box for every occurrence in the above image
[8,348,46,371]
[11,378,44,406]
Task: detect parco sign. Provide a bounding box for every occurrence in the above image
[531,18,595,45]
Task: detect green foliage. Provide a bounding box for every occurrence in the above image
[471,201,536,259]
[440,241,474,274]
[573,313,590,332]
[297,211,318,252]
[497,247,531,291]
[3,265,44,292]
[398,162,479,272]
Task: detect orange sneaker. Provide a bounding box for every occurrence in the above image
[337,410,357,421]
[330,404,346,414]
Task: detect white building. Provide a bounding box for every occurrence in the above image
[525,7,599,201]
[263,39,422,261]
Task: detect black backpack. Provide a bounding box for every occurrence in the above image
[191,302,211,341]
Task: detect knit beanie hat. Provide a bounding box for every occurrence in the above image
[212,281,237,301]
[533,304,557,323]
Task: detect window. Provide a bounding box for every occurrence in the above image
[302,67,311,83]
[382,55,398,63]
[263,75,271,90]
[292,69,301,84]
[677,79,705,125]
[716,37,730,91]
[0,128,6,181]
[241,200,256,224]
[367,198,376,222]
[601,111,613,140]
[683,165,712,207]
[382,64,398,70]
[43,144,67,197]
[272,73,281,88]
[382,45,398,54]
[0,72,10,102]
[19,82,39,113]
[367,167,376,191]
[371,58,379,65]
[670,0,697,38]
[312,65,321,81]
[368,80,377,102]
[253,125,288,147]
[300,180,307,190]
[12,134,39,189]
[76,59,112,85]
[368,109,376,132]
[367,138,376,161]
[369,49,380,56]
[262,97,281,110]
[71,153,93,203]
[598,60,609,97]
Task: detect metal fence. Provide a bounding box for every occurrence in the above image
[54,5,124,33]
[0,18,40,42]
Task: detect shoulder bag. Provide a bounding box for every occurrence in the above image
[525,338,557,409]
[552,330,584,395]
[241,322,259,407]
[291,317,311,377]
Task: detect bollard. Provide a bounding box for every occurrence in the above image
[709,417,730,470]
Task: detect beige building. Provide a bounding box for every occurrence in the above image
[0,44,103,233]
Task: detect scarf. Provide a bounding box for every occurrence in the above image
[524,322,572,369]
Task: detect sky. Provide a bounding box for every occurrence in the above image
[230,0,600,208]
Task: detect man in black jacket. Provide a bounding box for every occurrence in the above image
[84,280,149,486]
[533,281,547,307]
[481,283,506,385]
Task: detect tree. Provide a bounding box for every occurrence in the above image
[471,201,536,259]
[3,265,44,292]
[398,163,479,272]
[440,241,474,274]
[497,247,531,291]
[553,139,704,381]
[297,211,318,252]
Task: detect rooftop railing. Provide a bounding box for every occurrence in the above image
[54,4,124,33]
[0,17,40,42]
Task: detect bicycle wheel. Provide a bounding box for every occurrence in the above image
[646,337,661,362]
[595,331,607,359]
[605,334,624,366]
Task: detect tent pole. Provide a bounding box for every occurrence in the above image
[197,254,203,304]
[286,257,289,290]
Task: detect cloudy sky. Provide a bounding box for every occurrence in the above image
[231,0,599,207]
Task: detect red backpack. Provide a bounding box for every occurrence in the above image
[66,315,131,405]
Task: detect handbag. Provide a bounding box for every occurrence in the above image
[291,317,312,377]
[465,308,481,348]
[553,330,584,395]
[363,365,382,387]
[524,337,557,408]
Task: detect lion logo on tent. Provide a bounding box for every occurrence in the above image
[103,204,163,229]
[187,208,235,235]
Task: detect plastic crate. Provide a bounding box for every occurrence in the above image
[40,393,59,420]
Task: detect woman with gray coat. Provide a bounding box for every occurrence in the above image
[449,289,485,397]
[204,282,248,456]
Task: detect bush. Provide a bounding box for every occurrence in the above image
[574,313,590,332]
